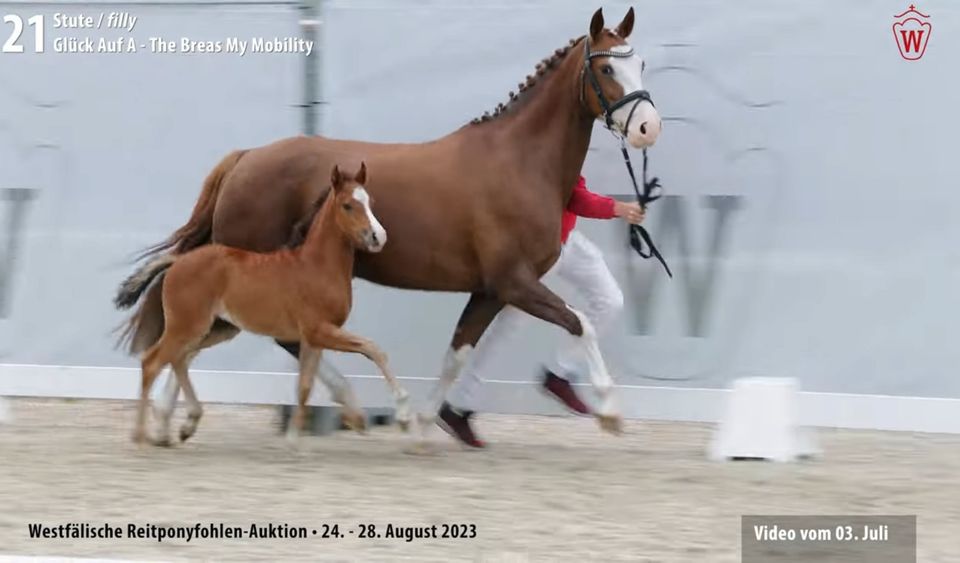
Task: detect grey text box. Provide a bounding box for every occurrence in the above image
[742,515,916,563]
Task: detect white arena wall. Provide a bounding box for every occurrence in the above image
[1,0,958,432]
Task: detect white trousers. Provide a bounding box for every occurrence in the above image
[446,231,624,411]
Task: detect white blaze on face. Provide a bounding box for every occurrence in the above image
[607,44,661,149]
[353,186,387,250]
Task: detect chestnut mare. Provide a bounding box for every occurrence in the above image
[115,8,661,444]
[124,164,413,447]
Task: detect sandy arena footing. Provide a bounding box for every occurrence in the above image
[1,398,958,562]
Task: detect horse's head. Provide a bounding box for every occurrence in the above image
[330,162,387,253]
[581,7,661,149]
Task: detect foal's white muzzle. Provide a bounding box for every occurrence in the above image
[364,229,386,253]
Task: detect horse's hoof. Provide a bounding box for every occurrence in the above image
[285,438,304,454]
[131,432,150,450]
[596,414,624,435]
[152,436,174,448]
[402,442,436,456]
[179,429,195,443]
[397,419,411,432]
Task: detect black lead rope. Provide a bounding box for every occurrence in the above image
[622,142,672,278]
[581,38,672,278]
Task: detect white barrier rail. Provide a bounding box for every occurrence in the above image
[3,364,960,434]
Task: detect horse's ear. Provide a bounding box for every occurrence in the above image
[330,164,343,191]
[589,8,605,42]
[615,7,634,38]
[356,161,367,185]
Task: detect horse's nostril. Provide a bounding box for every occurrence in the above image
[639,122,648,135]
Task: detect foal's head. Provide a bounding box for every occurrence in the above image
[329,162,387,253]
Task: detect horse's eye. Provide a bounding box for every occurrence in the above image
[342,203,352,211]
[641,60,646,73]
[601,65,614,76]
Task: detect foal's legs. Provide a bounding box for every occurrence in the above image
[500,275,622,433]
[307,325,412,433]
[135,335,193,445]
[287,344,321,445]
[172,355,204,443]
[153,321,240,444]
[134,345,168,445]
[277,339,363,425]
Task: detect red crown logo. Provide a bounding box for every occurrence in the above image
[893,5,931,60]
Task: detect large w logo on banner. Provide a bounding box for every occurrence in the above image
[608,44,785,383]
[893,5,932,61]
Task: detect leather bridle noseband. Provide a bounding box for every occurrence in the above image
[580,37,672,278]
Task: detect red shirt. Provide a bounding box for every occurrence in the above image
[561,175,616,243]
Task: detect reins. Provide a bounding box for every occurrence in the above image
[581,38,672,278]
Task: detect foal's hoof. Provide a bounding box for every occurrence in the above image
[342,412,367,434]
[180,413,202,443]
[596,414,624,435]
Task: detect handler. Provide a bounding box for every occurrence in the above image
[440,175,646,447]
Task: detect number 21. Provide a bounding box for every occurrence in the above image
[3,15,44,53]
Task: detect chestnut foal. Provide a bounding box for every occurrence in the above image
[130,163,412,446]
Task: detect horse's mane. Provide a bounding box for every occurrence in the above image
[469,35,584,125]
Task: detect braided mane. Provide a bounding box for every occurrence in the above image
[469,36,584,125]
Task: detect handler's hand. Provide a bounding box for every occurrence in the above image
[614,201,645,224]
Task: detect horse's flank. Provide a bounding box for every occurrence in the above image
[209,36,595,293]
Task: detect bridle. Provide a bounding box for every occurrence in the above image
[580,37,672,278]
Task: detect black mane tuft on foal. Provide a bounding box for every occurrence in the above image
[285,188,332,248]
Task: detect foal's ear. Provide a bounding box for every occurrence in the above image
[330,164,343,190]
[615,7,634,38]
[356,161,367,185]
[589,8,605,42]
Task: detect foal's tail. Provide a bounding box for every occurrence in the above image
[114,254,175,310]
[112,255,174,354]
[112,148,245,355]
[132,148,247,262]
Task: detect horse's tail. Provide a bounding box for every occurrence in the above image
[133,148,247,262]
[114,254,175,310]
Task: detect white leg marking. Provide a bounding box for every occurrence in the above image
[568,308,618,418]
[394,386,412,427]
[152,371,179,445]
[315,359,362,415]
[430,345,474,410]
[417,345,474,444]
[172,361,203,442]
[285,420,302,446]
